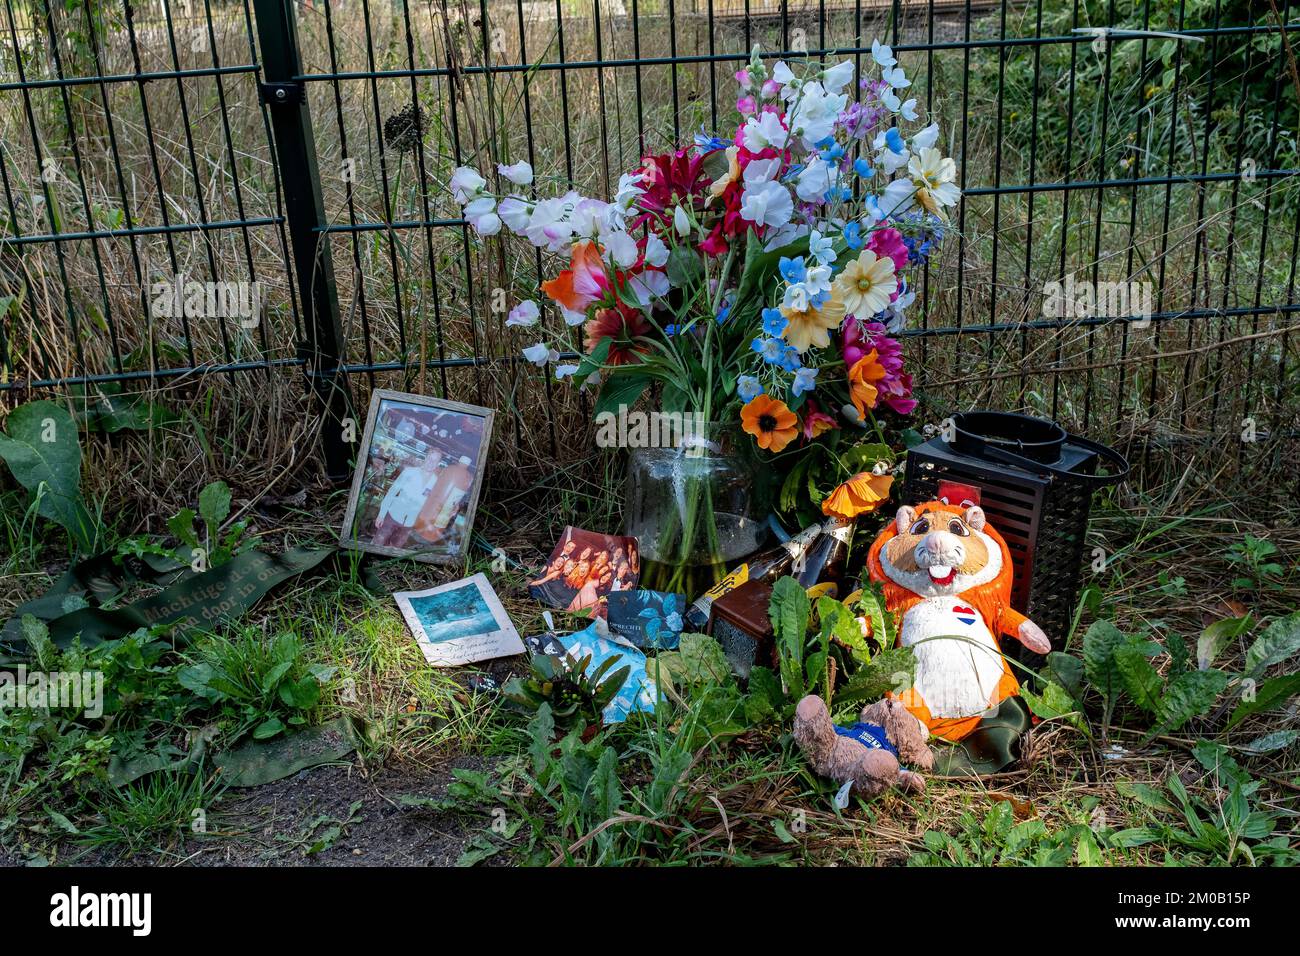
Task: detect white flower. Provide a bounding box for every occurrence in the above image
[872,39,896,67]
[497,195,531,232]
[907,147,962,218]
[613,171,645,212]
[790,82,847,149]
[771,60,798,97]
[881,66,910,90]
[795,157,832,203]
[743,157,782,185]
[808,229,836,265]
[882,88,902,112]
[522,342,553,366]
[740,179,794,228]
[560,305,587,326]
[673,205,691,237]
[523,196,574,251]
[449,165,486,203]
[643,232,669,268]
[804,262,833,297]
[900,99,919,122]
[742,111,788,151]
[880,178,918,218]
[821,60,855,94]
[506,300,540,327]
[876,148,910,175]
[604,229,639,268]
[468,212,501,236]
[555,363,580,380]
[497,160,533,186]
[912,123,940,152]
[626,270,670,306]
[463,196,495,218]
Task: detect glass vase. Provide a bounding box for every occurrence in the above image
[624,422,769,598]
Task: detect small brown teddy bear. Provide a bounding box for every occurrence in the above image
[793,695,934,797]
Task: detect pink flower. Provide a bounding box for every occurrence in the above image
[737,95,757,116]
[761,78,780,98]
[735,68,752,90]
[802,402,839,441]
[867,227,909,275]
[841,319,914,415]
[699,224,730,257]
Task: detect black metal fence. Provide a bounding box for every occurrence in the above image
[2,0,1299,492]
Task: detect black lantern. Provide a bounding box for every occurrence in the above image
[901,411,1129,655]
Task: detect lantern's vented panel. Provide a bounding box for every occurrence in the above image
[902,436,1099,654]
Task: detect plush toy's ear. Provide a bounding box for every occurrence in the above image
[963,505,986,531]
[895,505,916,535]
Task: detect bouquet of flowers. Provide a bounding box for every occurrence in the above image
[449,42,958,589]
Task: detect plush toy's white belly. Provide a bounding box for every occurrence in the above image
[900,597,1006,718]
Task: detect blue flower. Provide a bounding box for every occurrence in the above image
[844,221,863,249]
[716,303,731,325]
[761,307,788,337]
[664,323,680,336]
[885,128,906,154]
[778,256,807,284]
[737,375,763,402]
[779,346,803,372]
[854,157,874,178]
[792,366,819,396]
[753,337,785,364]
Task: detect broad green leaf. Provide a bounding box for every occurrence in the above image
[593,372,652,419]
[769,576,810,661]
[1198,614,1251,670]
[1244,611,1300,677]
[1155,668,1228,734]
[198,480,232,528]
[0,400,97,551]
[1046,651,1084,698]
[1082,619,1128,702]
[1114,641,1164,713]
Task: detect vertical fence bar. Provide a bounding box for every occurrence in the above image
[252,0,353,481]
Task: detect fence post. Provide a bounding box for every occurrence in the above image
[252,0,354,482]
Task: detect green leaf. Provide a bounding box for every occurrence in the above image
[253,717,285,739]
[593,372,652,419]
[1020,679,1085,730]
[1199,614,1251,670]
[1154,668,1228,734]
[1232,730,1299,755]
[1046,651,1085,699]
[167,507,200,550]
[1244,611,1300,677]
[1082,620,1127,702]
[1228,672,1300,728]
[1114,640,1164,713]
[0,400,97,551]
[832,645,916,707]
[198,480,232,528]
[769,576,810,653]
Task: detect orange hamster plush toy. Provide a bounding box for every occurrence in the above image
[867,499,1051,742]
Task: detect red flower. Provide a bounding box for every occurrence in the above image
[634,149,710,228]
[584,303,651,366]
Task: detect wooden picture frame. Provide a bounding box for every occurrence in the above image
[338,389,494,564]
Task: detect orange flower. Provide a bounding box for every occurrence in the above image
[740,393,799,452]
[847,349,887,420]
[540,240,609,314]
[822,471,895,519]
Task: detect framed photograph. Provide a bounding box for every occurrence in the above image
[340,389,494,564]
[393,573,524,666]
[528,526,639,617]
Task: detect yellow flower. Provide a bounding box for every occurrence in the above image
[780,295,846,353]
[832,249,897,318]
[740,393,799,452]
[822,471,894,519]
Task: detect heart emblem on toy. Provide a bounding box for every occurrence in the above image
[953,605,977,626]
